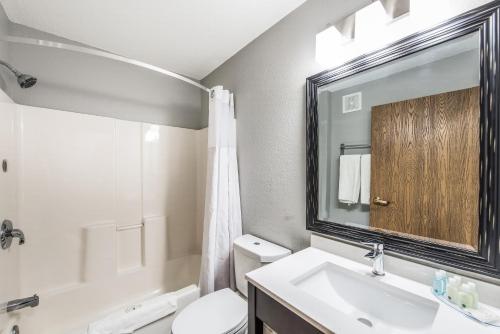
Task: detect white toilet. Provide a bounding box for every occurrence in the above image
[171,234,291,334]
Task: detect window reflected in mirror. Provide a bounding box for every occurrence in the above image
[317,32,480,251]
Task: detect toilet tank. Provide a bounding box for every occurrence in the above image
[233,234,291,297]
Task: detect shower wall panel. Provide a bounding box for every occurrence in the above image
[0,100,20,333]
[7,104,206,334]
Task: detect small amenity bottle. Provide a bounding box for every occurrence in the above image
[447,276,462,304]
[432,270,447,296]
[465,282,479,308]
[459,283,475,309]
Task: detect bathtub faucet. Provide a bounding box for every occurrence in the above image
[1,220,25,250]
[4,295,39,313]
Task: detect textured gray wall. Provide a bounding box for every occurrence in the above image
[201,0,490,252]
[201,0,372,251]
[2,20,203,129]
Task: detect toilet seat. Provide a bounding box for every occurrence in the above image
[171,288,247,334]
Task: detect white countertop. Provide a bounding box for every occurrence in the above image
[246,247,500,334]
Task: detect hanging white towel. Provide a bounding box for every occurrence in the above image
[338,155,361,205]
[360,154,371,205]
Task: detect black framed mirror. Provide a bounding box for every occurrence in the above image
[306,1,500,278]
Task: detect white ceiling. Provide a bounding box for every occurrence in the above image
[0,0,307,80]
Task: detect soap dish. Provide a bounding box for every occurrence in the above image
[432,291,500,327]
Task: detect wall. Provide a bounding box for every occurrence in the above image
[201,0,493,252]
[1,17,203,129]
[4,104,206,334]
[0,96,20,334]
[202,0,371,251]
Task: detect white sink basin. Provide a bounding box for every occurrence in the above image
[292,262,439,333]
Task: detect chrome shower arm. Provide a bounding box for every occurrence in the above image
[0,59,22,77]
[0,58,37,88]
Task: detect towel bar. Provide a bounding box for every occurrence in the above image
[340,143,371,155]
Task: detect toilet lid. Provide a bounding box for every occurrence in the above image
[172,288,247,334]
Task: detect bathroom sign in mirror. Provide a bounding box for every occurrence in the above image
[306,1,500,279]
[317,33,480,251]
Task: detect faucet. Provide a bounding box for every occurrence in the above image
[362,242,385,276]
[1,220,25,250]
[5,295,39,313]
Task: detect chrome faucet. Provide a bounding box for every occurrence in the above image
[2,295,39,313]
[362,242,385,276]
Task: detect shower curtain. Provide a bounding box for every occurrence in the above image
[199,86,242,295]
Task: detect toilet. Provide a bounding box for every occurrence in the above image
[171,234,291,334]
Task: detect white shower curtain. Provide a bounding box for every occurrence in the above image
[199,86,242,296]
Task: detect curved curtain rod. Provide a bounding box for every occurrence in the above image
[4,36,211,93]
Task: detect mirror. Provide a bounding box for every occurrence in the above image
[306,1,500,279]
[317,32,480,251]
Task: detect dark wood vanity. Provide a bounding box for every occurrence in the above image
[248,283,324,334]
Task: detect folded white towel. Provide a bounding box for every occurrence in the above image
[361,154,371,205]
[87,292,177,334]
[338,155,361,205]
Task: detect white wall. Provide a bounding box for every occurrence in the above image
[0,104,206,334]
[201,0,494,252]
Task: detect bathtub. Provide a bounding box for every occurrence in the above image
[69,285,200,334]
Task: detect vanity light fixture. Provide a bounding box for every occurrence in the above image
[315,14,355,65]
[379,0,410,20]
[315,0,410,65]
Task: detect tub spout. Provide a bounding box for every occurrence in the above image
[1,295,39,313]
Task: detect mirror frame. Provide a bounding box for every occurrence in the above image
[306,1,500,278]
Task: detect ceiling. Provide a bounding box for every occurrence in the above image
[0,0,307,80]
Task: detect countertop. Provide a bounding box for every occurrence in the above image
[246,247,500,334]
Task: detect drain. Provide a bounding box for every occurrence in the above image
[357,318,373,328]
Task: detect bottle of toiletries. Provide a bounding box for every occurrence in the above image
[459,283,475,309]
[447,276,462,305]
[466,282,479,308]
[432,270,447,296]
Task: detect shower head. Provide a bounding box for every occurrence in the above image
[0,59,37,89]
[17,74,37,88]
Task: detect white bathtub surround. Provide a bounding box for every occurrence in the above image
[200,86,242,295]
[0,97,19,334]
[246,246,500,334]
[87,289,177,334]
[0,103,207,334]
[66,285,199,334]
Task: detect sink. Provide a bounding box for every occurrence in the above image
[292,262,439,333]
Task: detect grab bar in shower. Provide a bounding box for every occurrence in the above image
[116,223,144,232]
[0,294,39,314]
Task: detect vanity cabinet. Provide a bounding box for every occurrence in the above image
[248,283,324,334]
